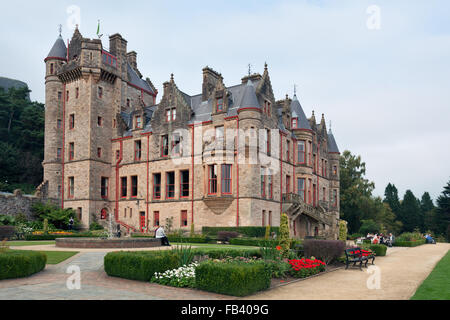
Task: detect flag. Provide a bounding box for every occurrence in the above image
[97,20,100,36]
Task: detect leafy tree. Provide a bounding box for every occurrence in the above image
[359,219,380,235]
[436,180,450,237]
[31,202,77,230]
[398,190,422,232]
[384,183,401,215]
[279,213,291,258]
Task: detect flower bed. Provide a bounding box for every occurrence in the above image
[288,258,326,278]
[151,263,198,288]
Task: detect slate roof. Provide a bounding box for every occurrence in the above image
[127,63,155,95]
[328,129,340,153]
[290,94,312,130]
[46,36,67,60]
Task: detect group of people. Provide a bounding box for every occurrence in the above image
[424,233,436,244]
[366,233,395,247]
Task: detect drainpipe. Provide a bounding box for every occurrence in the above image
[236,118,240,227]
[61,83,66,209]
[115,140,123,221]
[191,125,195,225]
[146,135,150,232]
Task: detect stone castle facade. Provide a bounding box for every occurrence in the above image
[43,28,341,239]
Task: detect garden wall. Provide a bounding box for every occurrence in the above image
[0,189,57,219]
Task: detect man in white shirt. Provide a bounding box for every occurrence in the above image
[155,226,171,246]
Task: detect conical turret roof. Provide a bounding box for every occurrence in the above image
[46,35,67,61]
[239,80,260,109]
[290,94,311,130]
[328,129,340,154]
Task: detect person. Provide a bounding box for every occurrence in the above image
[116,225,121,238]
[425,234,435,244]
[372,234,379,244]
[155,226,171,246]
[388,233,395,247]
[68,217,74,231]
[271,232,277,240]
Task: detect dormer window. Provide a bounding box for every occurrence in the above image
[135,116,142,129]
[264,101,271,115]
[292,118,298,129]
[172,108,177,121]
[165,108,176,122]
[216,98,224,112]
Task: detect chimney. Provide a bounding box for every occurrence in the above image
[241,73,262,84]
[202,66,222,101]
[127,51,137,70]
[109,33,127,58]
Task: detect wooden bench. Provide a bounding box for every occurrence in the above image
[344,247,375,270]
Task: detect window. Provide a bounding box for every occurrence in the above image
[126,98,130,108]
[221,164,232,195]
[286,175,290,194]
[68,177,74,198]
[166,172,175,199]
[325,161,328,177]
[50,63,54,74]
[172,133,181,156]
[153,173,161,200]
[165,109,171,122]
[262,210,266,227]
[97,147,102,158]
[268,211,272,226]
[292,118,298,128]
[135,116,142,129]
[208,165,218,195]
[308,179,312,204]
[101,177,109,199]
[121,177,127,198]
[333,165,337,176]
[264,101,271,115]
[298,178,305,201]
[134,140,142,161]
[180,170,190,198]
[98,87,103,99]
[286,140,290,161]
[69,114,75,130]
[323,187,326,202]
[98,117,103,126]
[308,141,312,165]
[113,119,116,128]
[172,108,177,121]
[161,135,169,157]
[76,87,79,99]
[215,126,224,148]
[66,90,69,101]
[57,119,62,129]
[268,173,273,199]
[153,211,160,227]
[313,154,317,173]
[333,190,338,207]
[69,143,74,160]
[58,92,62,100]
[260,168,266,198]
[131,176,138,198]
[124,208,127,218]
[181,210,188,227]
[216,98,224,112]
[57,148,61,160]
[321,159,325,176]
[266,129,271,156]
[130,208,132,218]
[116,150,120,160]
[297,141,306,164]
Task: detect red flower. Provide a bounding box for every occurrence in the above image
[276,246,282,251]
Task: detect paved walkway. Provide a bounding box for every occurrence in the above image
[0,243,448,300]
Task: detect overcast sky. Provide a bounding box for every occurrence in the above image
[1,0,449,201]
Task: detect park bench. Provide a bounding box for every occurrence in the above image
[344,247,375,270]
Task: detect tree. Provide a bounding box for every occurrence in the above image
[339,150,375,233]
[398,190,422,232]
[436,180,450,236]
[384,183,401,216]
[279,213,291,258]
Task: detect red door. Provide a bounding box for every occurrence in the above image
[101,209,107,220]
[139,212,146,232]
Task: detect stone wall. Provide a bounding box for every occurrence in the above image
[0,190,43,220]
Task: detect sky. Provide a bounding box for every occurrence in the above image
[0,0,449,201]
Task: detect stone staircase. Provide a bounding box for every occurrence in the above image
[282,193,334,226]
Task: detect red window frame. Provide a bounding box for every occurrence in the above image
[221,164,232,195]
[154,211,160,227]
[309,141,312,166]
[69,143,74,161]
[181,210,188,227]
[68,177,74,199]
[297,141,306,164]
[308,179,312,204]
[57,148,61,160]
[153,173,161,200]
[69,114,74,130]
[134,140,142,161]
[161,135,169,157]
[268,174,273,199]
[216,98,224,112]
[313,154,317,173]
[165,109,171,122]
[180,170,190,198]
[298,178,306,201]
[135,116,142,129]
[171,134,181,156]
[286,140,290,162]
[101,177,109,199]
[286,175,290,194]
[131,176,138,198]
[208,165,218,195]
[120,177,127,198]
[166,172,175,199]
[102,51,117,67]
[262,210,266,227]
[261,169,266,198]
[97,147,102,158]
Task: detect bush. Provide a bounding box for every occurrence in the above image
[229,237,302,248]
[348,233,363,240]
[394,240,426,247]
[359,219,381,235]
[104,251,180,282]
[339,220,348,241]
[89,222,104,231]
[191,248,262,259]
[24,233,100,240]
[202,226,279,238]
[0,215,16,226]
[303,239,346,265]
[279,214,291,258]
[217,231,240,242]
[195,261,271,297]
[363,244,387,256]
[397,232,423,242]
[0,250,47,280]
[0,226,16,240]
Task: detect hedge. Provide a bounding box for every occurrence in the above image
[0,250,47,280]
[191,248,262,259]
[24,233,101,241]
[365,244,387,257]
[195,261,271,297]
[104,251,180,282]
[202,226,279,238]
[229,238,302,248]
[394,240,427,247]
[0,226,16,241]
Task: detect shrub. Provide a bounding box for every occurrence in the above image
[229,237,302,248]
[202,226,279,238]
[348,233,363,240]
[172,244,195,266]
[0,250,47,280]
[303,239,346,265]
[339,220,348,241]
[363,244,387,256]
[104,251,180,282]
[288,258,326,278]
[24,233,100,240]
[195,260,271,296]
[397,232,423,242]
[0,226,16,240]
[394,240,426,247]
[191,248,261,259]
[0,215,16,226]
[89,222,104,231]
[279,214,291,258]
[217,231,240,242]
[264,225,271,240]
[359,219,381,235]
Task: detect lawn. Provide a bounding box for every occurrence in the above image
[40,251,79,264]
[7,241,56,247]
[411,250,450,300]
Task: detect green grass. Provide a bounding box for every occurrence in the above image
[7,241,56,247]
[40,251,79,264]
[411,250,450,300]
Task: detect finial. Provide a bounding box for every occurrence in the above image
[312,110,315,117]
[58,24,62,36]
[329,121,332,131]
[294,84,297,96]
[75,24,79,30]
[286,94,289,100]
[264,62,268,70]
[248,64,252,76]
[170,73,174,82]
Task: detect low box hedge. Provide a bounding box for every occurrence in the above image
[195,261,271,297]
[0,250,47,280]
[394,240,426,247]
[365,244,387,256]
[229,238,302,248]
[191,248,261,259]
[202,226,279,238]
[131,233,214,244]
[104,251,180,282]
[24,233,101,241]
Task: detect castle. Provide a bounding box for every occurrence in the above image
[42,27,341,239]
